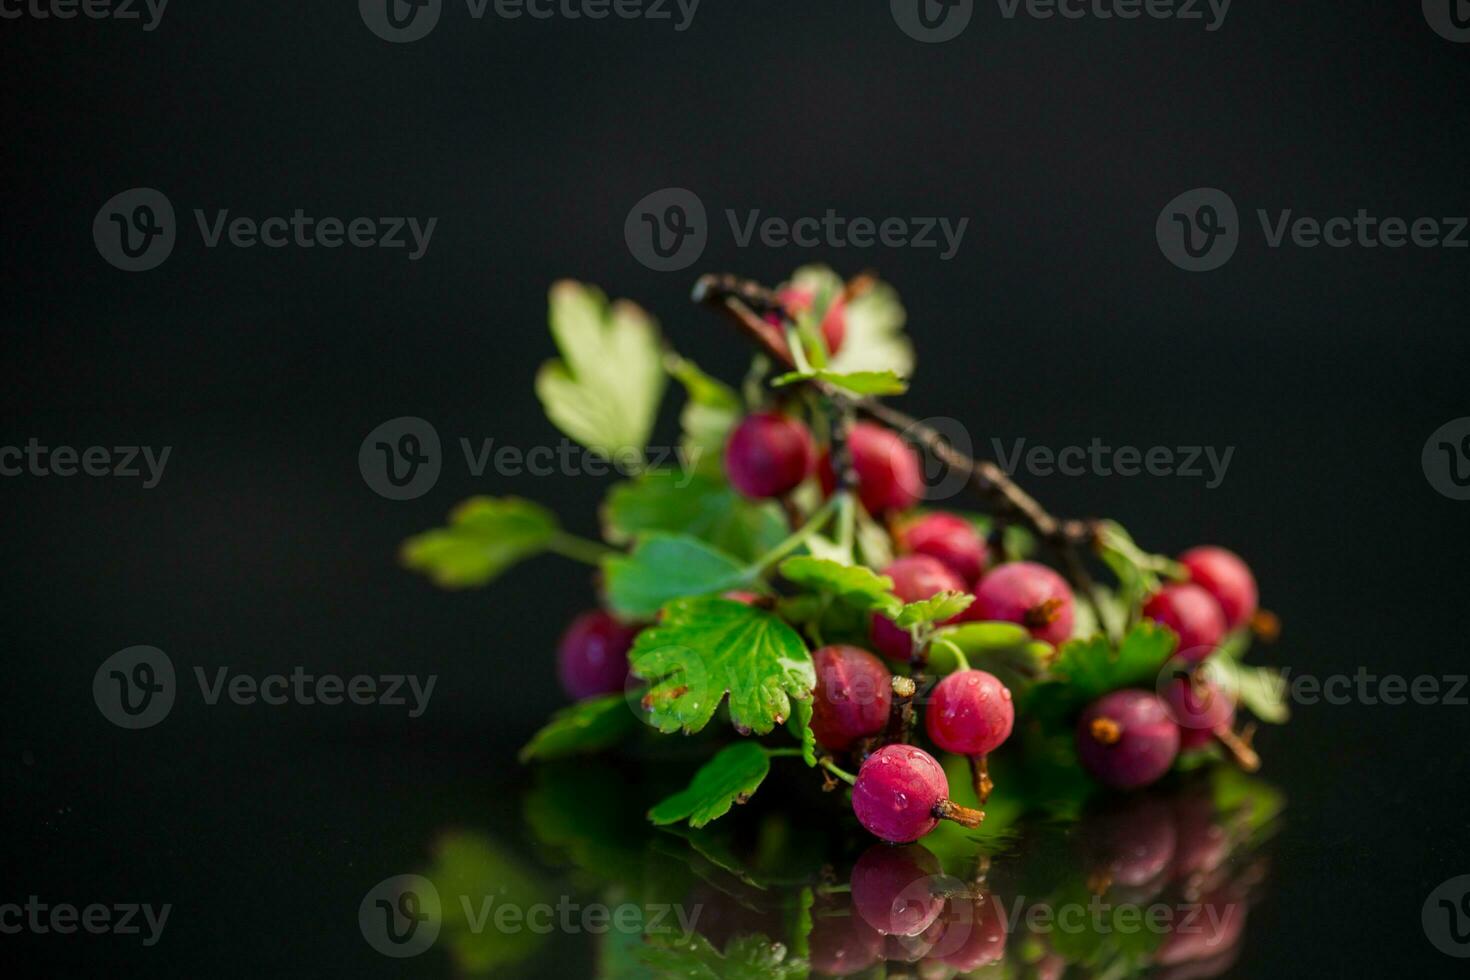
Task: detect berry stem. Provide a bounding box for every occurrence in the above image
[1213,725,1262,772]
[747,493,842,575]
[968,754,994,806]
[546,532,621,566]
[933,798,986,828]
[931,636,970,672]
[819,758,858,785]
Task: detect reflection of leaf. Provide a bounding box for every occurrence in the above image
[641,932,808,980]
[604,471,786,563]
[604,535,750,618]
[1211,767,1285,840]
[535,281,665,459]
[401,497,558,588]
[649,742,771,828]
[519,693,636,762]
[423,832,548,975]
[630,598,814,735]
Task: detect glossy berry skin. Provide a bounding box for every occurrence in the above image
[850,843,945,936]
[1076,690,1181,790]
[852,744,949,843]
[969,562,1075,645]
[871,556,969,661]
[1162,673,1235,750]
[925,670,1015,756]
[556,610,640,700]
[810,645,893,751]
[723,411,814,499]
[819,422,924,516]
[1180,546,1258,630]
[1143,583,1226,662]
[896,512,988,584]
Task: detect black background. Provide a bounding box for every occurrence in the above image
[3,1,1469,976]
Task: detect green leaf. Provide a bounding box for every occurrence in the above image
[788,699,817,767]
[535,281,666,460]
[825,274,913,378]
[640,932,808,980]
[648,742,771,828]
[777,556,898,615]
[604,471,787,564]
[519,694,637,762]
[894,591,974,628]
[772,367,909,396]
[1210,654,1291,723]
[401,497,558,588]
[936,620,1032,651]
[665,354,742,473]
[932,621,1053,693]
[603,535,750,619]
[630,597,815,735]
[1024,622,1176,725]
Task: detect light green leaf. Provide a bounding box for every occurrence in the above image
[519,694,636,762]
[894,591,974,628]
[772,368,909,396]
[788,699,817,767]
[603,535,750,619]
[630,597,815,735]
[1210,654,1291,724]
[665,353,742,472]
[603,471,787,563]
[777,556,898,615]
[648,742,771,828]
[825,274,913,378]
[535,281,665,460]
[401,497,558,588]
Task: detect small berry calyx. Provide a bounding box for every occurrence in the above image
[1179,545,1259,631]
[870,555,968,661]
[723,410,814,499]
[556,609,640,700]
[1143,583,1226,663]
[969,561,1076,645]
[851,745,984,842]
[810,645,893,751]
[819,421,924,516]
[925,669,1015,757]
[895,512,988,584]
[1076,689,1181,790]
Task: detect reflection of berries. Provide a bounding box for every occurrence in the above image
[970,561,1075,645]
[1180,546,1258,630]
[896,512,988,584]
[850,843,945,936]
[1162,671,1235,750]
[1076,690,1181,790]
[819,422,924,516]
[1082,793,1178,889]
[870,555,968,661]
[932,890,1008,971]
[556,610,639,700]
[925,670,1014,756]
[1143,583,1225,662]
[810,645,892,751]
[723,411,814,499]
[851,745,979,842]
[807,894,882,976]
